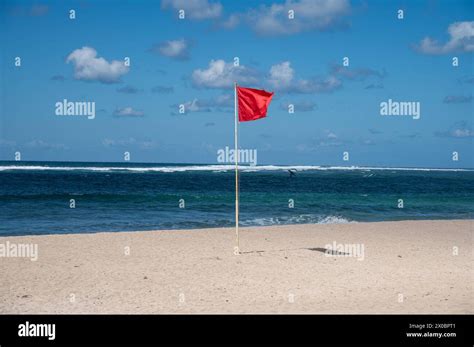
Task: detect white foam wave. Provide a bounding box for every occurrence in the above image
[0,164,471,173]
[240,214,354,226]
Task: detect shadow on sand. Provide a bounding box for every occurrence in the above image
[240,247,350,256]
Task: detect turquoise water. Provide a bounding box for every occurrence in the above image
[0,161,473,236]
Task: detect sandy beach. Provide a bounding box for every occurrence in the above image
[0,220,472,314]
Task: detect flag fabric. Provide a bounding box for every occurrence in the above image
[237,86,274,122]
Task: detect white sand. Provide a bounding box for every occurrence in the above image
[0,220,472,313]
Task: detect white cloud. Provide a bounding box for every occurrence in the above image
[297,130,348,152]
[24,140,68,150]
[117,85,141,94]
[1,139,69,150]
[103,138,157,149]
[201,94,233,107]
[192,59,258,89]
[280,100,316,112]
[157,39,189,60]
[66,47,129,83]
[219,14,240,29]
[161,0,222,20]
[452,129,474,137]
[173,94,233,114]
[331,64,385,80]
[435,121,474,138]
[172,99,212,115]
[416,21,474,54]
[443,95,472,104]
[246,0,351,36]
[268,61,341,93]
[114,107,144,117]
[184,99,209,113]
[269,61,294,88]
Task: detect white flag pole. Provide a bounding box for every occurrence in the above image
[234,82,240,255]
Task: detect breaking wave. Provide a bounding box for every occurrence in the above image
[240,214,354,226]
[0,164,471,173]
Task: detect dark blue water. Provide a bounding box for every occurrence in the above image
[0,161,473,236]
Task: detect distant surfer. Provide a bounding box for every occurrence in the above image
[288,169,296,177]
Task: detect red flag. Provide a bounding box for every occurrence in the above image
[237,86,274,122]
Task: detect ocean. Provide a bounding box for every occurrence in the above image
[0,161,473,236]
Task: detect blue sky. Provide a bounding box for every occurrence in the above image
[0,0,473,167]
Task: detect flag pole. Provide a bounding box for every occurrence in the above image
[234,82,240,255]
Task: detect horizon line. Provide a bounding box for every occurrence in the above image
[0,159,473,171]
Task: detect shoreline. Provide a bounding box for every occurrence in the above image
[0,220,472,314]
[1,218,472,239]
